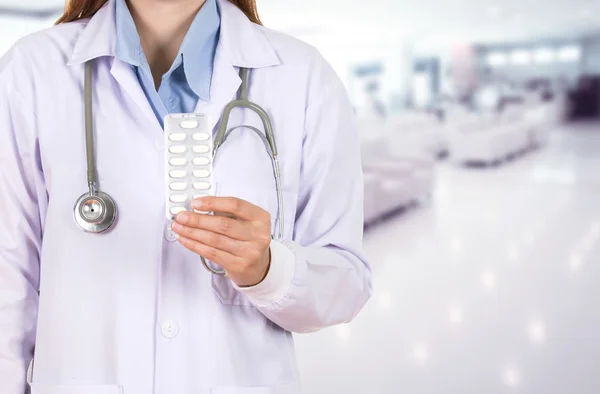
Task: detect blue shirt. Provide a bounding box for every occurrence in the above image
[114,0,220,128]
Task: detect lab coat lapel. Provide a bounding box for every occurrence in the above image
[196,49,241,133]
[214,0,281,68]
[68,0,161,135]
[197,0,282,131]
[110,59,163,134]
[68,0,116,65]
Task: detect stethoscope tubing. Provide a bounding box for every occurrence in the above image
[75,61,284,277]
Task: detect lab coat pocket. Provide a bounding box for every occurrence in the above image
[28,384,123,394]
[210,181,298,306]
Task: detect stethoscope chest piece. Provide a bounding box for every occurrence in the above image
[74,191,117,233]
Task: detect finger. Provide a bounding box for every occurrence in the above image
[192,196,269,222]
[176,235,242,269]
[171,223,250,257]
[176,211,254,241]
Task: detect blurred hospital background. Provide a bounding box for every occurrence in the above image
[2,0,600,393]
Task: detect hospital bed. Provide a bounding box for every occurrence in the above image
[357,117,436,225]
[385,111,448,159]
[445,101,557,165]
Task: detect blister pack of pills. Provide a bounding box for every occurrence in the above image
[164,114,213,220]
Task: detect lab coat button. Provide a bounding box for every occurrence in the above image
[161,320,179,338]
[164,224,177,242]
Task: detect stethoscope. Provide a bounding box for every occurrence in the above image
[74,60,284,276]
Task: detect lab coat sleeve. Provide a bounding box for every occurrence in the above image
[236,69,372,333]
[0,76,43,393]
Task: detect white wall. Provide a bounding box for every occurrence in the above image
[294,30,414,114]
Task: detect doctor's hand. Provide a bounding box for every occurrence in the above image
[171,197,272,287]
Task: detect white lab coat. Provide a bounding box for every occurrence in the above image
[0,1,372,393]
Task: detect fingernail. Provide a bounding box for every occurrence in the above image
[192,199,203,209]
[177,212,190,224]
[171,222,183,232]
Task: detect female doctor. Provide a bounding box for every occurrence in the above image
[0,0,371,393]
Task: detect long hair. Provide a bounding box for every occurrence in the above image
[56,0,261,25]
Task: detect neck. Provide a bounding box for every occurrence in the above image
[126,0,207,88]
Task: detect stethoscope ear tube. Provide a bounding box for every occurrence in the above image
[207,69,284,276]
[213,68,285,239]
[200,256,227,276]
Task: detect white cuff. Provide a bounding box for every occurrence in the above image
[233,240,296,306]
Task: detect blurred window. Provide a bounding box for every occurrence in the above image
[486,52,508,67]
[557,45,582,63]
[533,47,555,64]
[510,49,531,65]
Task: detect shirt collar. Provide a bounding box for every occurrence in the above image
[114,0,141,67]
[113,0,220,100]
[68,0,280,70]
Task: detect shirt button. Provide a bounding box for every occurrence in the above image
[161,320,179,339]
[164,223,177,242]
